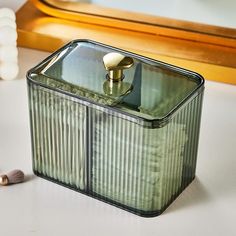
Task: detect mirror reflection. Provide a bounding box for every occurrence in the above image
[47,0,236,29]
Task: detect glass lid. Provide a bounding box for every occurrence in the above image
[28,40,204,120]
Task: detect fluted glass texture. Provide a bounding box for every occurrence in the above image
[28,80,203,216]
[27,40,204,216]
[91,92,203,213]
[28,84,87,190]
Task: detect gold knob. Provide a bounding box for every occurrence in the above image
[103,80,132,97]
[103,52,134,82]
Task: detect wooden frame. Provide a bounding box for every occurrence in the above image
[16,1,236,84]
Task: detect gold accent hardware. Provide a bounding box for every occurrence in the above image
[103,80,132,97]
[103,52,134,82]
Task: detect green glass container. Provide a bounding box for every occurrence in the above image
[27,39,204,217]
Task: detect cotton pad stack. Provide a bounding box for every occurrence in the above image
[0,8,18,80]
[92,117,188,212]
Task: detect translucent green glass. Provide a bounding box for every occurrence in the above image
[30,40,201,120]
[27,40,204,216]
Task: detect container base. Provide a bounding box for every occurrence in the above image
[33,170,195,217]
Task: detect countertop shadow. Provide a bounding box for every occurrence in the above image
[164,177,211,214]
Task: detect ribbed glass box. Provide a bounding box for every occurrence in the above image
[27,40,204,217]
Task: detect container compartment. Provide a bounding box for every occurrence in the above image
[28,83,87,190]
[91,91,203,213]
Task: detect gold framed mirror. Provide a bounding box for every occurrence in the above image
[16,0,236,84]
[32,0,236,47]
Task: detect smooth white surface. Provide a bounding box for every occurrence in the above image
[0,1,236,236]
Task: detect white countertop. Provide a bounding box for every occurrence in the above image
[0,1,236,236]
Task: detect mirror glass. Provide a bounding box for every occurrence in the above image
[44,0,236,29]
